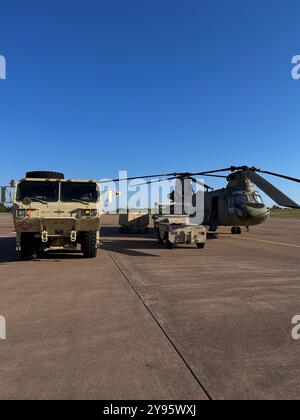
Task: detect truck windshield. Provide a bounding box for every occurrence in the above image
[16,181,59,202]
[61,182,99,203]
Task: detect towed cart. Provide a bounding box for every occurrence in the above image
[153,215,207,249]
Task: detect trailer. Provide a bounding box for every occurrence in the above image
[119,212,150,234]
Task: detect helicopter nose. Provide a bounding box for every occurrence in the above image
[237,203,270,224]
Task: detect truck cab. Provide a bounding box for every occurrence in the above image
[13,171,103,260]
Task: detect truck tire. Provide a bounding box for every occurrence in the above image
[81,232,97,258]
[196,243,205,249]
[20,233,37,261]
[26,171,65,180]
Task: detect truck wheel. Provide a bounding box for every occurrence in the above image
[20,233,37,261]
[81,232,97,258]
[164,233,173,249]
[196,243,205,249]
[25,171,65,180]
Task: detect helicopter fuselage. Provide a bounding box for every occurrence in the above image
[203,189,270,228]
[203,172,270,229]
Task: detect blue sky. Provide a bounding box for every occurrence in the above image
[0,0,299,203]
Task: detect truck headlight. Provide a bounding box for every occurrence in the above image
[17,209,26,218]
[79,209,98,217]
[79,209,90,217]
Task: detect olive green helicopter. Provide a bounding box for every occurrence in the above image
[102,166,300,234]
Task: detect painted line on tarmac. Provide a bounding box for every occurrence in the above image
[107,249,212,401]
[229,235,300,249]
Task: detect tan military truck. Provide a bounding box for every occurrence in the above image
[13,171,102,260]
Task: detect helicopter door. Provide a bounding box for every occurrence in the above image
[211,196,219,223]
[228,198,235,215]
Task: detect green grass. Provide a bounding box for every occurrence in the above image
[271,208,300,218]
[0,204,11,213]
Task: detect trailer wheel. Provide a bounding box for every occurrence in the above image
[20,233,37,261]
[81,232,97,258]
[196,243,205,249]
[164,233,173,249]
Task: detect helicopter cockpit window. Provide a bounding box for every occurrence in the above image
[234,193,263,205]
[246,193,263,204]
[254,193,263,203]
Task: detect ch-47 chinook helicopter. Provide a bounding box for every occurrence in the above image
[104,166,300,235]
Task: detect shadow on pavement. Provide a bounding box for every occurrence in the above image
[0,226,212,263]
[36,251,85,261]
[101,226,160,257]
[101,226,156,239]
[0,238,86,264]
[0,237,19,264]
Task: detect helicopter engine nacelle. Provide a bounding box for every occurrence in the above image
[226,171,254,193]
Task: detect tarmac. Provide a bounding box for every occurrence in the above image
[0,213,299,400]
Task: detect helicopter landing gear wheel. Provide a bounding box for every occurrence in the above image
[209,222,218,233]
[231,226,242,235]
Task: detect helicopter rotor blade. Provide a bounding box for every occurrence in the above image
[254,169,300,184]
[243,170,300,209]
[98,168,231,184]
[128,176,180,188]
[226,166,300,184]
[198,173,228,179]
[188,177,213,190]
[98,172,179,184]
[132,175,213,191]
[111,174,213,192]
[192,167,233,176]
